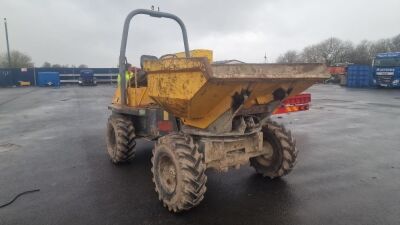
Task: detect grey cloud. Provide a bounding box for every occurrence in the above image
[0,0,399,67]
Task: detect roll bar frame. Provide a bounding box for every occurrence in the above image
[118,9,190,106]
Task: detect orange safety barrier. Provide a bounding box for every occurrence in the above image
[328,66,346,75]
[273,93,311,115]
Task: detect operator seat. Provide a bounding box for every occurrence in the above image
[136,55,158,87]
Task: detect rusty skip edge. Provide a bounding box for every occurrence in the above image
[211,63,330,80]
[145,58,329,81]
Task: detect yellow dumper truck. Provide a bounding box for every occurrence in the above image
[106,9,329,212]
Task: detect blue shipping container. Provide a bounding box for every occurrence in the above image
[346,65,373,88]
[37,72,60,87]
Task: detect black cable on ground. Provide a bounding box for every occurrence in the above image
[0,189,40,209]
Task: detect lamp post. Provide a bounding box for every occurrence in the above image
[264,52,267,63]
[4,18,11,68]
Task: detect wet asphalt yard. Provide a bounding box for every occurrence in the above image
[0,85,399,225]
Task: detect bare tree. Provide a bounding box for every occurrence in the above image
[312,37,354,65]
[349,40,372,64]
[280,35,399,65]
[276,50,300,63]
[300,45,323,63]
[370,39,392,56]
[78,64,88,68]
[336,41,354,63]
[317,38,340,65]
[391,34,400,51]
[42,62,51,67]
[0,50,34,68]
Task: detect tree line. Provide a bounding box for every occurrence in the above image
[41,61,88,68]
[3,33,400,68]
[0,50,88,68]
[276,34,400,65]
[0,50,34,68]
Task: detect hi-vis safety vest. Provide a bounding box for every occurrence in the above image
[117,71,134,87]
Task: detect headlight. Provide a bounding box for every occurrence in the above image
[393,79,399,85]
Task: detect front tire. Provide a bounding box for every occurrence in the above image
[250,120,297,178]
[151,133,207,212]
[106,114,136,164]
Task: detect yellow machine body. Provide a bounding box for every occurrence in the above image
[112,87,154,107]
[107,10,332,213]
[112,49,329,129]
[112,49,213,107]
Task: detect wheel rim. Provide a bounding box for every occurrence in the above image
[256,131,283,171]
[157,153,177,195]
[256,141,274,166]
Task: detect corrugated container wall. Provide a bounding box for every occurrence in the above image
[37,72,60,86]
[0,68,119,86]
[346,65,373,88]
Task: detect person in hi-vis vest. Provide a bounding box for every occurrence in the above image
[117,64,134,87]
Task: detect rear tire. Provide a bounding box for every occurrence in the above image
[250,120,297,178]
[106,114,136,164]
[151,133,207,212]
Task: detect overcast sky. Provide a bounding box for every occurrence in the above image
[1,0,399,67]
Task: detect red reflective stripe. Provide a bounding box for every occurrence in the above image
[272,93,312,115]
[273,103,310,115]
[283,93,311,105]
[157,121,173,132]
[273,107,287,114]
